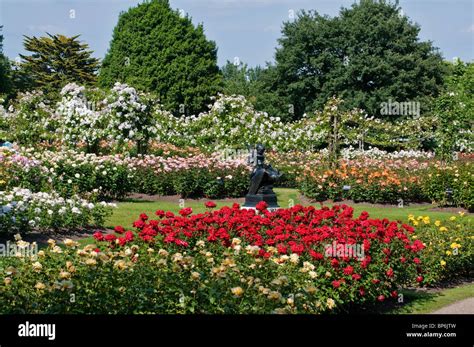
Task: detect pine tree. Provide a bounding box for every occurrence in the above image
[19,33,99,93]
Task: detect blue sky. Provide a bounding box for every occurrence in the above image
[1,0,473,67]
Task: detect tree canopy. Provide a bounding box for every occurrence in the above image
[99,0,222,116]
[0,26,12,97]
[19,33,99,94]
[271,0,446,119]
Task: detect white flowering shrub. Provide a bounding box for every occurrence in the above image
[1,91,57,146]
[0,188,116,234]
[105,82,162,153]
[340,146,435,160]
[56,83,108,152]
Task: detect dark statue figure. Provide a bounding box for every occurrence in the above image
[243,144,282,209]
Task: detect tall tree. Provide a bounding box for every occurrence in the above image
[99,0,222,116]
[19,33,99,94]
[0,26,12,96]
[272,0,446,119]
[221,61,291,120]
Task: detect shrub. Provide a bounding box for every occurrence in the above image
[0,204,425,313]
[0,188,115,234]
[407,213,473,285]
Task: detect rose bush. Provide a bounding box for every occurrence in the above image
[0,188,115,234]
[1,148,250,200]
[0,204,427,313]
[407,213,473,285]
[297,155,473,210]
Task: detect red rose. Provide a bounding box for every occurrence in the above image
[391,290,398,298]
[114,226,125,234]
[142,235,153,243]
[386,268,394,278]
[205,201,217,208]
[256,201,268,211]
[93,231,104,241]
[104,234,117,242]
[377,295,385,302]
[416,276,423,283]
[175,239,189,247]
[309,250,324,260]
[331,258,340,268]
[413,257,421,264]
[133,219,145,229]
[400,256,406,263]
[179,207,193,217]
[124,231,134,241]
[359,287,365,296]
[165,211,175,218]
[139,213,149,221]
[372,279,380,284]
[359,211,369,221]
[352,274,361,281]
[343,265,354,276]
[155,210,165,218]
[277,244,288,254]
[332,280,342,289]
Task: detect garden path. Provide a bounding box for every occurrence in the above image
[432,298,474,314]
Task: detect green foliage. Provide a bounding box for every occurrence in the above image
[19,34,99,95]
[0,26,13,97]
[423,161,473,211]
[433,60,474,158]
[409,215,473,285]
[271,0,446,119]
[99,0,222,116]
[221,62,290,121]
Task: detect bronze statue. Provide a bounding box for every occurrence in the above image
[243,144,281,209]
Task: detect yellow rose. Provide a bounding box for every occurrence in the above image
[440,260,446,267]
[231,287,244,297]
[327,298,336,310]
[35,282,46,290]
[59,271,71,279]
[32,261,43,272]
[435,220,441,227]
[85,258,97,266]
[439,227,448,232]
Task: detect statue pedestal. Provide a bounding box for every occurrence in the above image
[242,193,279,210]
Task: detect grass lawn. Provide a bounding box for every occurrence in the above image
[105,188,470,229]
